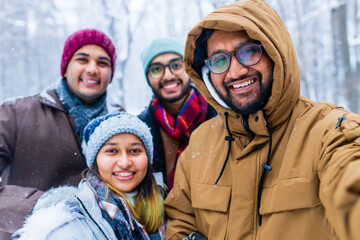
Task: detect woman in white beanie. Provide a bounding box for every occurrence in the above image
[13,112,165,240]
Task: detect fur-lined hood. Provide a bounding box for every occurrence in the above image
[12,181,117,240]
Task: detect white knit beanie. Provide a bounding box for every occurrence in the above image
[82,112,153,168]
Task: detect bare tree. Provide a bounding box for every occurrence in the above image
[100,0,149,109]
[350,0,360,112]
[196,0,204,20]
[331,1,354,109]
[293,0,317,101]
[2,0,360,113]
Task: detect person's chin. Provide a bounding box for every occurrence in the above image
[79,91,103,102]
[164,93,186,103]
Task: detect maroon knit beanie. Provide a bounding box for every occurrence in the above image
[61,29,117,82]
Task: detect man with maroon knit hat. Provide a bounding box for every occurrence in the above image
[0,28,118,238]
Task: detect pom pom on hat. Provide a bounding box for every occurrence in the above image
[82,112,153,169]
[61,29,117,81]
[141,37,184,83]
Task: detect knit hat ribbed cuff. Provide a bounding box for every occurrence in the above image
[61,29,117,81]
[82,112,153,169]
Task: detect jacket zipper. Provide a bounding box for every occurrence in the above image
[242,116,256,144]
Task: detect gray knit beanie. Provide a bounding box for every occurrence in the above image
[82,112,153,168]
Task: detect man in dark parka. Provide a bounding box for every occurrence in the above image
[138,37,216,194]
[0,28,119,238]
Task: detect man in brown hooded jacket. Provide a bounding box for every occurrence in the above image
[165,1,360,239]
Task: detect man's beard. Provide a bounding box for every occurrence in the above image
[152,78,191,103]
[212,72,273,115]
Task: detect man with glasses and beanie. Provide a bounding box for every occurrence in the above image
[138,37,216,194]
[0,28,120,238]
[165,1,360,240]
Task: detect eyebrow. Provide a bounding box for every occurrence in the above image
[150,57,182,66]
[99,56,111,63]
[210,41,255,55]
[74,52,111,63]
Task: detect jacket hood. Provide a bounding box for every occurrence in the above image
[184,0,300,133]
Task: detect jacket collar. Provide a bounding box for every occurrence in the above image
[38,87,67,112]
[76,180,118,239]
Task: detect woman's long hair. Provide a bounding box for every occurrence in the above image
[86,162,165,234]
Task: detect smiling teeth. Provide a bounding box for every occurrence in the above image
[164,83,178,89]
[233,79,254,89]
[115,172,132,177]
[85,80,97,84]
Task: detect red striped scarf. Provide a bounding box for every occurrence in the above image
[151,87,208,193]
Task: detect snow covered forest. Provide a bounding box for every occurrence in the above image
[1,0,360,114]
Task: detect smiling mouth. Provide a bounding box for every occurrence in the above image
[163,83,179,89]
[80,75,100,85]
[84,79,98,84]
[161,80,181,90]
[231,79,254,89]
[114,172,134,177]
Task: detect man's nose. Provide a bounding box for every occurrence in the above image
[227,55,249,79]
[162,65,175,80]
[85,60,99,75]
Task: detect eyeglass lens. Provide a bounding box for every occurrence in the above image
[206,43,262,74]
[148,60,184,78]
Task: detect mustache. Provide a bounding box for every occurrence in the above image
[224,72,261,85]
[81,73,100,79]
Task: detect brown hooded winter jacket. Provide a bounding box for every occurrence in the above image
[165,1,360,239]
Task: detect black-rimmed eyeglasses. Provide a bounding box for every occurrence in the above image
[146,59,184,79]
[204,43,263,74]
